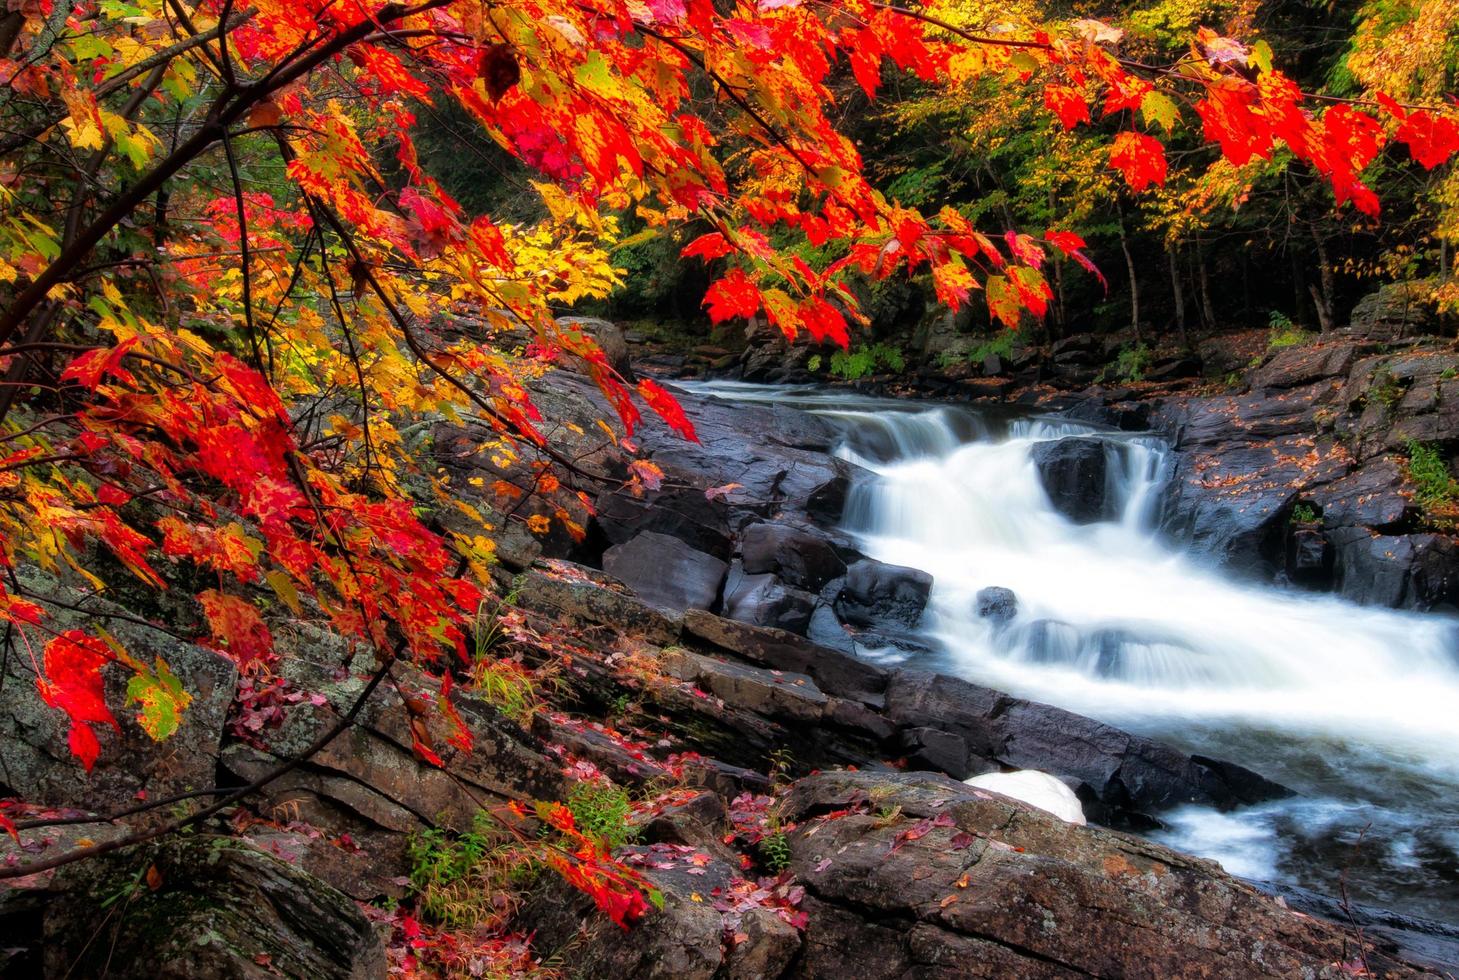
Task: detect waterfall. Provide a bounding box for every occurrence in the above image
[683,381,1459,926]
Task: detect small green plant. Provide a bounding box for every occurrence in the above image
[1441,366,1458,381]
[1290,502,1321,525]
[820,342,905,380]
[1114,342,1152,383]
[473,581,522,656]
[566,782,637,851]
[1405,440,1458,511]
[407,812,530,930]
[806,353,823,372]
[1266,310,1311,351]
[759,830,792,873]
[970,331,1016,363]
[1371,368,1406,410]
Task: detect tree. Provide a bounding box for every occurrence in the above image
[0,0,1453,922]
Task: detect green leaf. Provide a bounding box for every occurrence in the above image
[1140,91,1180,133]
[125,657,191,741]
[1249,40,1274,76]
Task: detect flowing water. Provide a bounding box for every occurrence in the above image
[682,380,1459,926]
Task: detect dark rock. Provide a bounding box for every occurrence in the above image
[779,770,1433,980]
[835,559,933,631]
[1248,341,1360,391]
[1050,332,1101,365]
[29,836,385,979]
[740,522,847,591]
[603,531,728,612]
[633,790,735,857]
[1328,528,1459,610]
[1348,281,1438,339]
[1311,457,1412,529]
[515,560,681,645]
[1030,436,1114,523]
[722,565,818,635]
[681,608,889,705]
[899,726,971,775]
[660,649,828,724]
[1286,527,1332,584]
[974,586,1018,628]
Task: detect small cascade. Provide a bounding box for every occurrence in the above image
[681,380,1459,925]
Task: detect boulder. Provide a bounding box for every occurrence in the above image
[0,570,236,813]
[740,522,848,592]
[722,566,818,635]
[603,531,728,612]
[1029,436,1114,524]
[557,315,635,380]
[22,836,385,979]
[780,770,1433,979]
[514,560,681,645]
[835,559,933,631]
[1285,526,1332,584]
[973,586,1018,628]
[1328,528,1459,610]
[1347,281,1437,339]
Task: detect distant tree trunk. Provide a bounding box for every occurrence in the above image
[1169,246,1189,347]
[1051,255,1066,339]
[1196,237,1217,329]
[1118,207,1141,342]
[1309,220,1336,332]
[1241,251,1253,321]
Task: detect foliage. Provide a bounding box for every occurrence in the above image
[407,812,531,931]
[1266,311,1311,351]
[0,0,1453,932]
[759,831,793,874]
[1290,502,1321,525]
[565,782,637,852]
[1114,343,1152,383]
[1405,440,1458,511]
[812,343,907,380]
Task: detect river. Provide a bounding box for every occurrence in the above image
[683,380,1459,929]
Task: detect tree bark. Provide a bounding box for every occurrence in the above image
[1196,237,1217,329]
[1118,208,1141,342]
[1310,220,1336,332]
[1169,245,1188,347]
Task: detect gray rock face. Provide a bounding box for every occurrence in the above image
[740,522,847,592]
[1030,436,1114,524]
[0,571,236,813]
[835,559,932,631]
[604,530,729,612]
[557,315,635,381]
[1348,281,1437,339]
[779,770,1434,980]
[25,836,385,979]
[722,565,819,635]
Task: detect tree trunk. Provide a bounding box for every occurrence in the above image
[1310,220,1336,332]
[1169,245,1188,347]
[1196,237,1217,329]
[1118,208,1141,343]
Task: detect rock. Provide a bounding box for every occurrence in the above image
[1029,436,1114,524]
[1249,341,1360,391]
[964,769,1086,824]
[973,586,1018,628]
[1285,526,1332,585]
[514,560,681,645]
[740,522,847,592]
[29,836,385,979]
[660,649,828,724]
[1050,332,1101,365]
[557,315,635,380]
[780,770,1433,979]
[0,569,236,813]
[835,559,933,631]
[603,531,728,612]
[680,609,889,706]
[883,669,1290,822]
[1348,281,1437,339]
[722,566,819,635]
[1328,528,1459,610]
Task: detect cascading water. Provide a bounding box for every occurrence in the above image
[685,380,1459,926]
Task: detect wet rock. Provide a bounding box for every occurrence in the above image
[1286,526,1333,584]
[781,770,1433,979]
[660,649,828,724]
[33,836,385,979]
[1030,436,1113,524]
[603,531,728,612]
[1328,528,1459,610]
[740,522,848,592]
[514,561,681,645]
[835,559,933,631]
[1249,341,1361,391]
[1311,457,1412,529]
[974,586,1018,628]
[722,566,819,635]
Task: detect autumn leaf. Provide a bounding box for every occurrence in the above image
[197,591,275,673]
[1108,131,1167,191]
[125,657,193,741]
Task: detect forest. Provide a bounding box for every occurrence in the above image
[0,0,1457,975]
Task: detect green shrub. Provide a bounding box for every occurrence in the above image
[1405,440,1457,511]
[407,812,531,930]
[1290,502,1320,525]
[1266,311,1311,351]
[1115,343,1152,383]
[815,343,906,381]
[566,782,636,851]
[759,831,792,873]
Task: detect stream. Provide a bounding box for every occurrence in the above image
[683,380,1459,928]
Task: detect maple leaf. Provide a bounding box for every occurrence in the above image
[1043,85,1090,130]
[1396,110,1459,170]
[703,269,761,322]
[125,657,192,741]
[1108,131,1167,191]
[36,630,120,771]
[197,590,275,673]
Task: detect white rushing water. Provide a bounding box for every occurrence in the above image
[685,381,1459,923]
